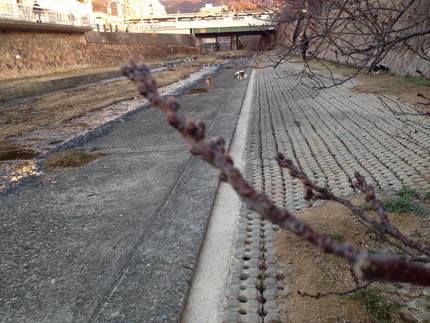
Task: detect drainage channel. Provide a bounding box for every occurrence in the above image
[224,70,281,323]
[183,68,256,323]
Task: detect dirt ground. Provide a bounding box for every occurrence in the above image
[274,195,430,323]
[0,68,190,140]
[0,50,252,192]
[308,60,430,114]
[0,56,202,141]
[0,55,188,87]
[0,51,252,141]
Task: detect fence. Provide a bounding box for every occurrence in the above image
[0,2,92,27]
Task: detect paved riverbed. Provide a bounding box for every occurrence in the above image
[1,58,429,322]
[0,61,251,322]
[224,62,430,322]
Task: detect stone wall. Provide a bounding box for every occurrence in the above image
[275,12,430,79]
[0,30,197,80]
[85,31,196,47]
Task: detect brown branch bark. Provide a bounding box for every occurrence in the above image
[298,281,374,299]
[276,153,430,258]
[122,62,430,286]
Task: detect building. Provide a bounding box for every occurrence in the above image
[199,3,228,15]
[0,0,94,26]
[125,0,166,19]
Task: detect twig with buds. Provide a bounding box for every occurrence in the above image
[276,153,430,258]
[121,61,430,286]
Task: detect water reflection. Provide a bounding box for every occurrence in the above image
[0,65,219,193]
[0,160,41,192]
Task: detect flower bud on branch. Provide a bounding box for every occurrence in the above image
[122,61,430,286]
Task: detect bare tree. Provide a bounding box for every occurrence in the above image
[253,0,430,87]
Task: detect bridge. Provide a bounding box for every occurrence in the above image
[127,11,274,35]
[191,25,275,37]
[127,11,275,50]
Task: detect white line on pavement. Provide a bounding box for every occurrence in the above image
[182,69,256,323]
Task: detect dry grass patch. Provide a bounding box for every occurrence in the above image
[187,87,208,94]
[44,149,105,168]
[309,60,430,113]
[0,141,38,161]
[275,194,429,322]
[0,55,224,142]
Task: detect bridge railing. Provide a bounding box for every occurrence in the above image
[0,3,93,27]
[128,15,274,33]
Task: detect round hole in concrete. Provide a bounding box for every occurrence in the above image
[239,284,247,290]
[239,309,247,315]
[245,247,251,252]
[240,273,249,280]
[243,264,250,270]
[243,255,250,261]
[238,295,248,303]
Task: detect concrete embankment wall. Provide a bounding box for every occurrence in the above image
[0,30,197,80]
[276,17,430,79]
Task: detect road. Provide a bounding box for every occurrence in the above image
[0,62,250,322]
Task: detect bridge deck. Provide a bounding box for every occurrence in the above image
[192,25,275,37]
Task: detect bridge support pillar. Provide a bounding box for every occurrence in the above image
[230,35,238,50]
[236,35,242,50]
[258,33,274,50]
[215,37,220,51]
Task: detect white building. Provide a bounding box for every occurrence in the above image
[199,3,228,15]
[126,0,166,19]
[0,0,94,26]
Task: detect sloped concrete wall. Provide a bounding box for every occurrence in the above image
[85,31,196,47]
[275,9,430,79]
[0,31,197,80]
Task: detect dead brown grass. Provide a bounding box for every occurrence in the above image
[274,195,428,322]
[0,55,223,142]
[0,141,38,161]
[309,60,430,113]
[187,88,208,94]
[44,149,105,168]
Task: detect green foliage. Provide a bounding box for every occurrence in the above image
[402,74,430,86]
[383,196,426,215]
[383,186,426,216]
[424,192,430,201]
[351,288,399,323]
[398,186,417,199]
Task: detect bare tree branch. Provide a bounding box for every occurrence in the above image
[298,281,375,299]
[122,62,430,286]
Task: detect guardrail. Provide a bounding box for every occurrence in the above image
[127,15,274,33]
[0,3,92,27]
